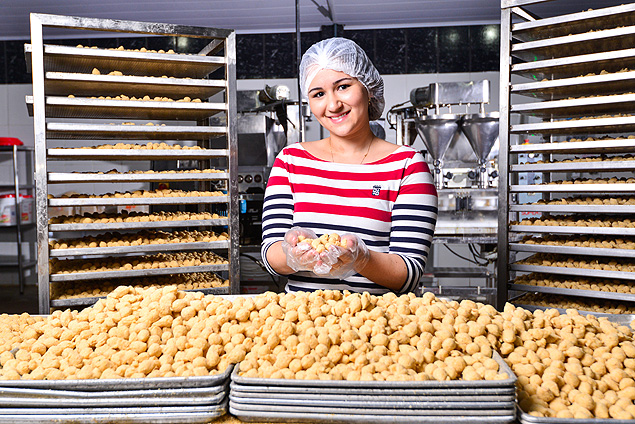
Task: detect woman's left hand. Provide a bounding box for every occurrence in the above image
[314,234,370,278]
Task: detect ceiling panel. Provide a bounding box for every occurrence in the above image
[0,0,628,40]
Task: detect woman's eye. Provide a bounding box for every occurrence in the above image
[338,84,350,90]
[312,92,324,98]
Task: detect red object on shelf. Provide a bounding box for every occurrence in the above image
[0,137,23,146]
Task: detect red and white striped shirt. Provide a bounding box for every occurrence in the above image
[260,143,438,294]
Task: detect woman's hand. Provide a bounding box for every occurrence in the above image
[281,227,319,272]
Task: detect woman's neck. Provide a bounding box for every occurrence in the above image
[328,130,376,164]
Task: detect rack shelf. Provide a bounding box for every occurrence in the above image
[28,13,239,313]
[499,1,635,312]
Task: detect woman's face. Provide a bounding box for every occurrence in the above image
[307,69,370,139]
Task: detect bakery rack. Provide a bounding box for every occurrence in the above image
[498,2,635,311]
[27,13,239,313]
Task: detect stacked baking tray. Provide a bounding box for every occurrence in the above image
[0,366,232,423]
[498,2,635,312]
[27,13,239,313]
[229,353,517,424]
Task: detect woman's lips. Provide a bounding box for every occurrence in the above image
[327,111,350,123]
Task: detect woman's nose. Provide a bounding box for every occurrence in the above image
[326,93,342,111]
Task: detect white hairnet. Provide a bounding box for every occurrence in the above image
[299,37,385,121]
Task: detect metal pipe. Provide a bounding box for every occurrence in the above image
[296,0,305,144]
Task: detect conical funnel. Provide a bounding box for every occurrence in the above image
[414,114,462,162]
[460,112,500,164]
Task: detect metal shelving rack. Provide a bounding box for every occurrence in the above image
[27,13,238,313]
[0,145,36,294]
[498,1,635,311]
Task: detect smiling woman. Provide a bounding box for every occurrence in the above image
[260,37,438,295]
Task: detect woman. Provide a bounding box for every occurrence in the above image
[260,37,437,294]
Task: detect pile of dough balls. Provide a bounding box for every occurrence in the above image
[50,230,228,250]
[546,177,635,185]
[536,154,635,165]
[565,135,635,143]
[535,196,635,206]
[84,94,202,103]
[520,235,635,250]
[515,293,635,314]
[50,210,222,225]
[51,273,228,300]
[0,286,246,380]
[514,215,635,228]
[50,189,224,199]
[77,142,202,150]
[513,273,635,294]
[518,253,635,272]
[500,303,635,419]
[75,168,222,175]
[238,291,508,382]
[298,233,348,253]
[49,251,228,274]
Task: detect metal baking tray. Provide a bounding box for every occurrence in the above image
[49,219,228,232]
[229,406,515,424]
[26,95,225,120]
[509,243,635,259]
[511,71,635,100]
[229,392,515,405]
[510,225,635,236]
[50,286,230,308]
[509,205,635,214]
[229,381,515,397]
[510,264,635,282]
[49,240,230,257]
[511,48,635,81]
[0,366,232,390]
[512,305,635,325]
[48,196,228,207]
[49,263,229,282]
[0,386,226,408]
[509,284,635,303]
[44,72,226,98]
[0,403,227,424]
[511,160,635,174]
[229,401,514,417]
[231,352,515,389]
[516,404,635,424]
[48,172,228,184]
[25,43,225,79]
[512,26,635,62]
[510,94,635,119]
[512,4,635,42]
[46,122,226,141]
[48,147,228,160]
[510,183,635,193]
[510,139,635,155]
[229,388,514,402]
[510,116,635,135]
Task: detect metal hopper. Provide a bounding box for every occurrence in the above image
[460,112,500,188]
[414,113,462,188]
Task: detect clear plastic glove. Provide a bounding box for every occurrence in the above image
[281,227,319,272]
[326,233,370,279]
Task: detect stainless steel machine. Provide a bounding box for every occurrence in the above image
[387,80,500,303]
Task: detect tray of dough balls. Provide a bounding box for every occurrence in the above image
[25,95,225,121]
[498,305,635,424]
[229,291,517,423]
[0,287,251,423]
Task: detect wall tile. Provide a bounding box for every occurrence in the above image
[470,25,500,72]
[146,36,176,52]
[87,37,120,49]
[264,33,295,79]
[375,28,406,75]
[406,27,437,74]
[5,40,30,84]
[0,42,6,85]
[344,30,375,64]
[237,34,264,79]
[438,26,470,73]
[300,31,321,56]
[123,36,149,51]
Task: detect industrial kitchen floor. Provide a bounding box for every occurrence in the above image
[0,284,38,314]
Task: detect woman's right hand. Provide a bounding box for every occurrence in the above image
[281,227,319,272]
